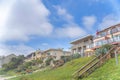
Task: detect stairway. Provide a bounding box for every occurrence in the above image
[72,45,118,79]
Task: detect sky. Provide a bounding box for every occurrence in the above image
[0,0,120,56]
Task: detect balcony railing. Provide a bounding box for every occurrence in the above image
[94,37,120,47]
[94,29,120,39]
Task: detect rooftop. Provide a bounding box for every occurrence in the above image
[70,35,93,44]
[43,48,63,53]
[98,23,120,33]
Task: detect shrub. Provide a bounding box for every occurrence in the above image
[95,44,113,56]
[2,55,25,71]
[61,53,81,63]
[45,57,53,66]
[72,53,81,59]
[16,59,42,72]
[61,56,71,62]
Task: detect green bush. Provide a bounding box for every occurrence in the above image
[61,53,81,63]
[45,57,53,66]
[16,59,43,73]
[2,55,25,71]
[72,53,81,59]
[0,69,6,75]
[61,56,71,62]
[95,44,113,56]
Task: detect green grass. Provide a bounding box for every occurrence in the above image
[10,56,94,80]
[82,55,120,80]
[0,68,6,75]
[10,55,120,80]
[0,69,17,76]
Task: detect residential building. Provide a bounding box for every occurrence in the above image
[43,48,71,60]
[84,24,120,57]
[25,52,34,62]
[70,35,93,57]
[25,50,45,62]
[94,24,120,47]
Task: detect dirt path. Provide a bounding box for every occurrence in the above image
[0,75,18,80]
[0,68,47,80]
[0,77,5,80]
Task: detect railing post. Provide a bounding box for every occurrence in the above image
[107,53,111,59]
[114,47,119,65]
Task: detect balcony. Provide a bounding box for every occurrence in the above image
[95,28,120,39]
[94,36,120,47]
[86,44,94,49]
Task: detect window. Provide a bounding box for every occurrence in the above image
[102,32,106,36]
[108,29,111,34]
[33,53,35,56]
[111,27,118,33]
[95,40,104,46]
[117,26,120,31]
[118,35,120,40]
[103,40,107,44]
[114,35,120,41]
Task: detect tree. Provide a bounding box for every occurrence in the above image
[2,55,25,71]
[45,57,53,66]
[36,59,43,65]
[72,53,81,59]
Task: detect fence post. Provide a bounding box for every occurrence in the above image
[114,47,119,65]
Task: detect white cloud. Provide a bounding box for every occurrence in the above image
[83,16,96,30]
[0,0,16,41]
[98,14,120,30]
[54,6,73,23]
[42,43,48,46]
[0,0,53,42]
[0,44,35,56]
[55,24,86,38]
[54,6,87,38]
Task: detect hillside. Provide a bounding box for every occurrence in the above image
[10,57,93,80]
[10,55,120,80]
[82,55,120,80]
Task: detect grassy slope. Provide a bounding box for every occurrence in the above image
[10,57,93,80]
[11,56,120,80]
[0,69,16,76]
[82,55,120,80]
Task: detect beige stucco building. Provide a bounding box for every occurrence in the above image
[43,48,71,60]
[25,50,45,62]
[25,49,71,62]
[70,35,93,57]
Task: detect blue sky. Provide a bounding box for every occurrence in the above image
[0,0,120,56]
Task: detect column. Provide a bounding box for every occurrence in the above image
[81,47,84,57]
[71,49,74,54]
[76,48,79,54]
